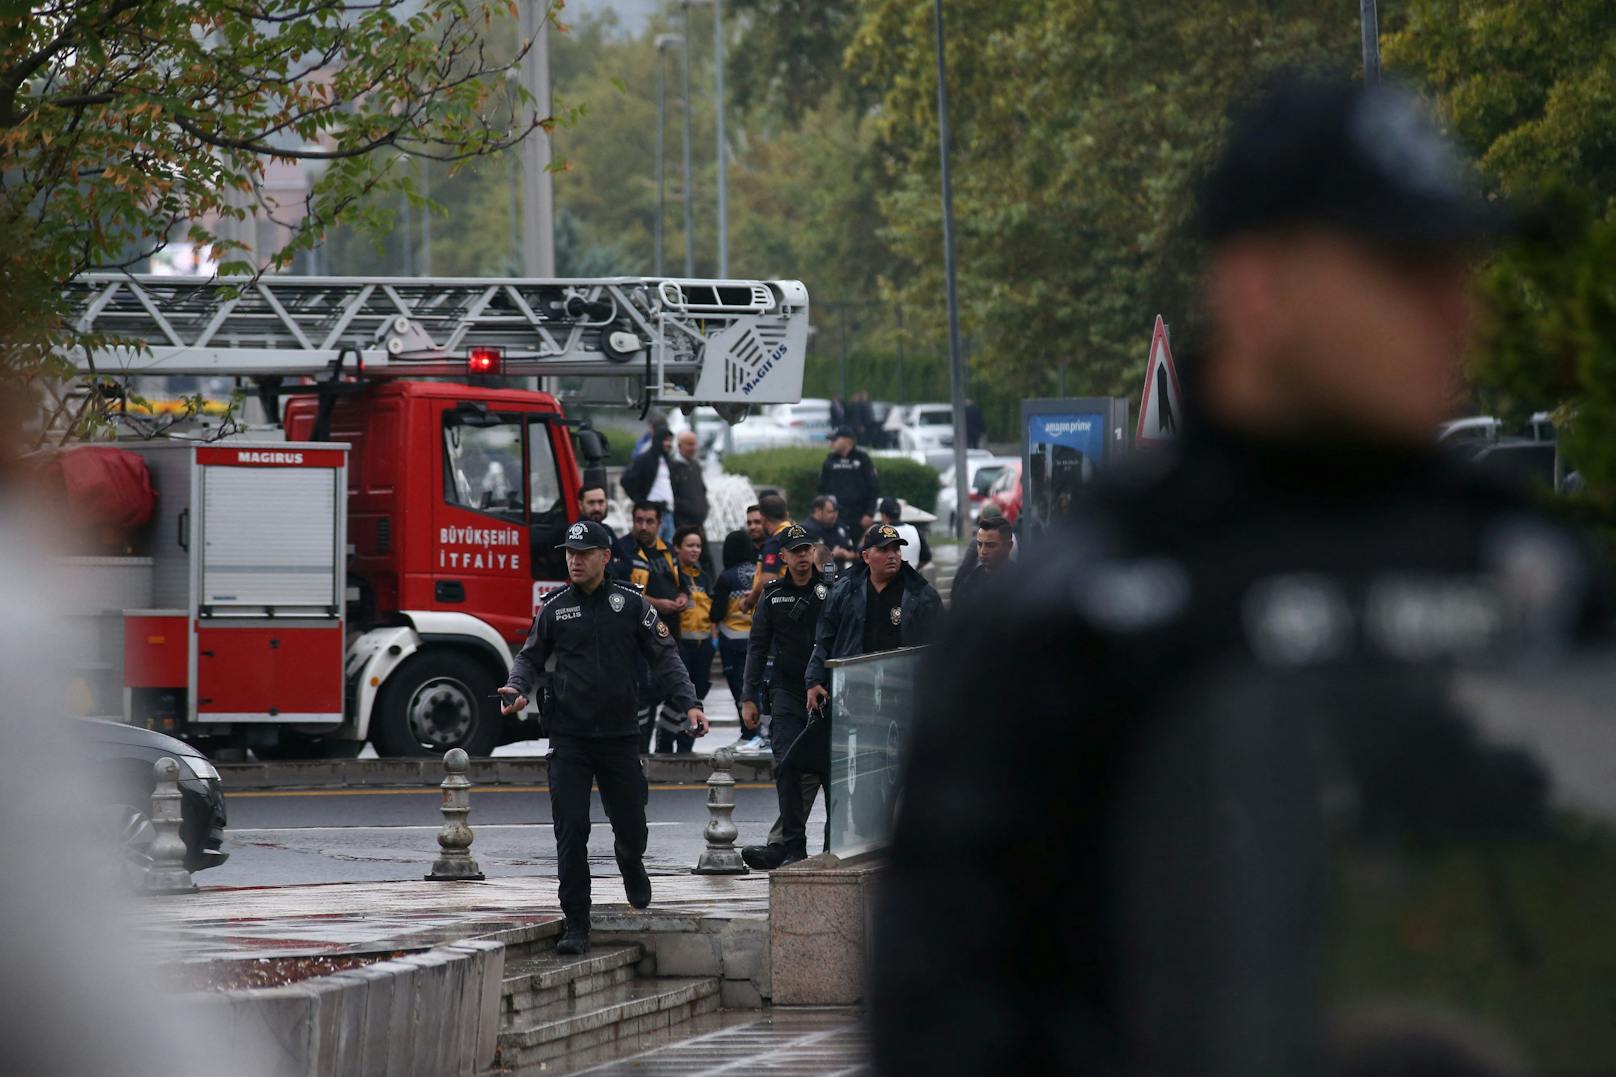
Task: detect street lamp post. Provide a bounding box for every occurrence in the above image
[713,0,728,277]
[654,35,682,276]
[933,0,970,540]
[1361,0,1380,83]
[680,4,696,277]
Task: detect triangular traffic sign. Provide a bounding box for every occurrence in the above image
[1135,315,1183,447]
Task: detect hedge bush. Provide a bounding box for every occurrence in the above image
[723,447,940,516]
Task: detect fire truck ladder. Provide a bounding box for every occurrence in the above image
[61,274,811,418]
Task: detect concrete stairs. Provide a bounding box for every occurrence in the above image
[495,935,721,1073]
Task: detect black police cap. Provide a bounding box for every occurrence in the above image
[557,519,613,551]
[780,525,815,551]
[1198,73,1514,252]
[861,523,908,551]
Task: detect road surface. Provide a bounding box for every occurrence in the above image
[206,781,820,887]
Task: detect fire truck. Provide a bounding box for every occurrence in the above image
[61,274,809,757]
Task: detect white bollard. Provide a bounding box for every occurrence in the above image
[692,747,749,875]
[426,748,485,881]
[144,757,197,895]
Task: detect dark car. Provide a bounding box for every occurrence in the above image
[75,718,228,882]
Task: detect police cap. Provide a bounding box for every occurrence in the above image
[1198,73,1515,252]
[861,523,908,551]
[557,519,613,551]
[780,525,816,551]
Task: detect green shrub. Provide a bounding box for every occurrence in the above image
[723,447,940,516]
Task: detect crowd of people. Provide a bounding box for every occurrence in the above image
[499,413,1023,951]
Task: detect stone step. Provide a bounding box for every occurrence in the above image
[500,944,645,1030]
[496,976,721,1072]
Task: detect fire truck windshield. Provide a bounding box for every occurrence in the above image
[442,413,567,530]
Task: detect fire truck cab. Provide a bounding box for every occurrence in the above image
[62,273,810,757]
[283,381,590,756]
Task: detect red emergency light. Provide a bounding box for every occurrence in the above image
[467,347,504,375]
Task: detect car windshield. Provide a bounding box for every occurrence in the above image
[917,410,952,425]
[973,466,1005,493]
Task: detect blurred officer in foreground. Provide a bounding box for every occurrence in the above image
[500,521,707,955]
[739,525,831,869]
[871,74,1606,1076]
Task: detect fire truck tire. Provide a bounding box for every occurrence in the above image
[372,650,500,757]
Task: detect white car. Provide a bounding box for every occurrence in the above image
[764,398,835,443]
[936,455,1017,531]
[888,402,956,453]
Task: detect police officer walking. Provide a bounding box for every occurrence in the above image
[499,520,708,955]
[737,525,830,870]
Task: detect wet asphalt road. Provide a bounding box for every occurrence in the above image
[205,782,815,886]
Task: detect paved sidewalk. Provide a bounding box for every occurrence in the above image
[139,873,768,962]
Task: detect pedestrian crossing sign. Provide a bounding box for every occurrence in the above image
[1135,315,1183,447]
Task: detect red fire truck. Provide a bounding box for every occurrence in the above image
[63,274,809,757]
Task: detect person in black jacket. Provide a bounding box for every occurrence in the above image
[737,525,829,869]
[804,523,944,713]
[818,427,880,532]
[869,75,1610,1076]
[949,514,1014,608]
[499,520,707,956]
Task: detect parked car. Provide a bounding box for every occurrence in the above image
[764,398,835,443]
[937,455,1017,531]
[1437,416,1502,445]
[985,459,1024,524]
[76,718,228,884]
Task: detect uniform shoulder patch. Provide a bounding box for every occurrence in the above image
[642,605,658,629]
[656,619,670,637]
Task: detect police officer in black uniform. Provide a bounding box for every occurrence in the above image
[870,75,1608,1075]
[499,520,708,955]
[737,524,830,870]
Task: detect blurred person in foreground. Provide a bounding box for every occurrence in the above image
[870,74,1606,1076]
[0,424,261,1073]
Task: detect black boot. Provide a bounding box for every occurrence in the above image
[740,843,787,871]
[556,915,591,955]
[622,858,652,909]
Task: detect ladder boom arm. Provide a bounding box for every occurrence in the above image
[60,274,811,408]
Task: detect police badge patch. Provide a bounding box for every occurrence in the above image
[815,583,828,600]
[889,605,902,625]
[656,620,670,637]
[568,522,586,541]
[609,592,626,613]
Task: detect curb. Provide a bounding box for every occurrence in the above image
[220,754,774,791]
[177,937,505,1076]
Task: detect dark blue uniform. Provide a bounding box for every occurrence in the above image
[507,578,697,923]
[743,571,830,858]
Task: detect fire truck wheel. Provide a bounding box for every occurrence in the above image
[373,651,500,757]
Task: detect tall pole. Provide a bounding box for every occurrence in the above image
[1360,0,1381,84]
[420,157,432,276]
[654,37,671,276]
[680,5,696,277]
[714,0,728,277]
[519,0,556,276]
[934,0,969,539]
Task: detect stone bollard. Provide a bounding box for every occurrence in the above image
[145,757,198,894]
[426,748,485,881]
[692,747,749,875]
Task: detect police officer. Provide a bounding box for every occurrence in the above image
[869,75,1608,1076]
[737,524,829,870]
[818,427,880,532]
[499,520,708,956]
